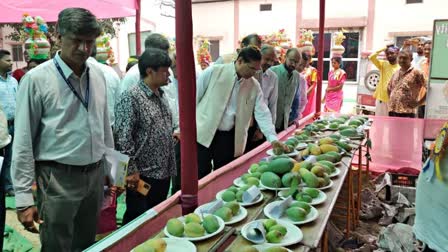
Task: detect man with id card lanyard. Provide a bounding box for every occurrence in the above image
[11,8,114,251]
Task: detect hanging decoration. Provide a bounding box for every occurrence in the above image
[331,29,347,58]
[297,29,315,56]
[96,33,113,64]
[260,29,292,63]
[197,39,212,70]
[22,13,50,60]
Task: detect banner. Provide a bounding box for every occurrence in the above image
[426,20,448,119]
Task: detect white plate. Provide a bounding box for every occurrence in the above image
[295,143,308,151]
[266,149,299,157]
[234,177,265,190]
[131,238,196,252]
[241,219,303,247]
[330,168,341,178]
[163,214,225,241]
[315,180,334,191]
[278,189,327,205]
[194,202,248,225]
[253,244,292,252]
[216,189,264,207]
[264,201,319,225]
[259,180,289,191]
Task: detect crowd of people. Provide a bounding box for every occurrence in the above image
[370,37,431,118]
[0,7,434,252]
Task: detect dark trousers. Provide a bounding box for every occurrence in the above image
[418,105,426,118]
[197,129,235,179]
[171,142,182,195]
[389,112,416,118]
[36,160,104,252]
[245,125,266,153]
[0,148,5,251]
[123,176,170,225]
[1,127,13,191]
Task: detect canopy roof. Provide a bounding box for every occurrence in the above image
[0,0,137,23]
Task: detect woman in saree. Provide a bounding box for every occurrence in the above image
[301,54,318,117]
[323,56,346,112]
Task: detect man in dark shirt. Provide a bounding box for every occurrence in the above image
[114,48,175,224]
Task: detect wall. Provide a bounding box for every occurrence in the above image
[114,0,175,72]
[1,26,27,71]
[372,0,448,50]
[238,0,297,44]
[192,1,235,55]
[302,0,368,19]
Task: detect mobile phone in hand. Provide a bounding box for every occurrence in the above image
[136,179,151,196]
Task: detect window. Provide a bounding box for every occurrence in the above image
[11,45,24,62]
[128,31,152,56]
[311,31,360,83]
[260,4,272,11]
[406,0,423,4]
[209,40,220,61]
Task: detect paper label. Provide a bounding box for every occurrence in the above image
[202,200,224,214]
[245,221,267,244]
[269,196,293,219]
[104,148,129,188]
[305,155,317,164]
[243,185,261,203]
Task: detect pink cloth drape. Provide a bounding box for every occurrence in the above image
[0,0,136,23]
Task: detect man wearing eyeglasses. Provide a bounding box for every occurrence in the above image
[270,48,303,132]
[196,46,284,178]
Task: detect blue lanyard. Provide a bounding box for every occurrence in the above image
[53,59,90,110]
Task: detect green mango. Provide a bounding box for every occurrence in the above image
[221,190,236,202]
[298,168,319,188]
[296,192,313,203]
[166,218,184,237]
[286,207,308,222]
[213,207,233,222]
[289,201,311,214]
[269,224,287,236]
[266,230,284,243]
[246,177,260,187]
[260,172,282,188]
[184,213,201,224]
[224,201,240,215]
[184,222,205,237]
[303,188,320,198]
[227,186,239,194]
[268,158,294,175]
[202,215,220,233]
[249,163,259,173]
[265,247,289,252]
[263,219,277,230]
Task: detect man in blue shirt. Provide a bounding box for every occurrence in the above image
[0,49,17,196]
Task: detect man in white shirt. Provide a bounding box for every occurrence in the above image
[120,33,171,93]
[12,8,114,251]
[196,46,284,178]
[0,105,11,252]
[245,45,278,152]
[88,46,121,126]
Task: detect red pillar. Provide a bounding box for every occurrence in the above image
[315,0,325,114]
[175,0,198,215]
[135,0,141,55]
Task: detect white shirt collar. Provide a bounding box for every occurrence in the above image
[54,52,89,78]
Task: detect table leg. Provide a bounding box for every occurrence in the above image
[356,146,362,227]
[346,163,352,238]
[321,227,328,252]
